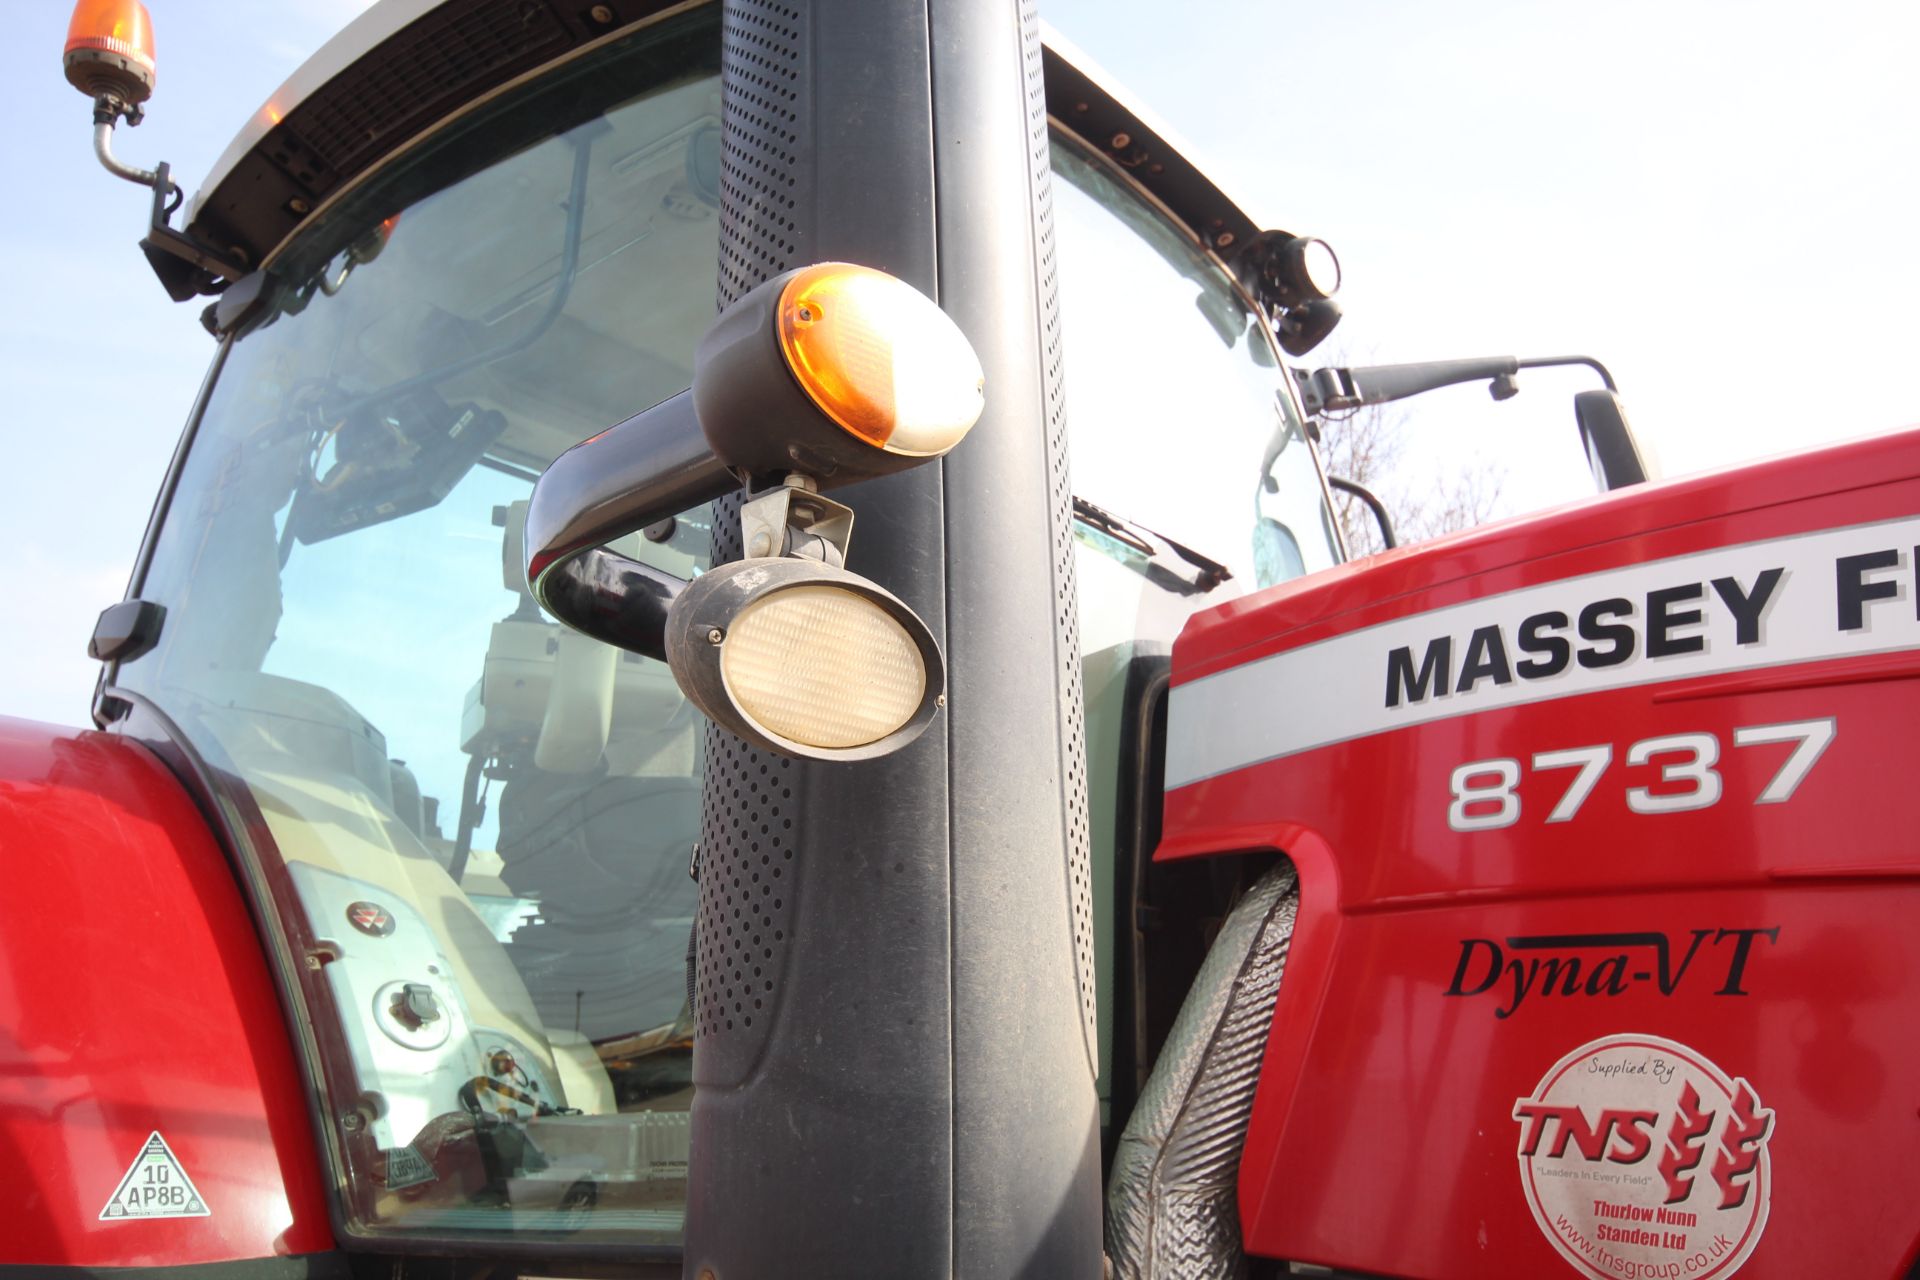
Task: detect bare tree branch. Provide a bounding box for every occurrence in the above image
[1315,396,1506,557]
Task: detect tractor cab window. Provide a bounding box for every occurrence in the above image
[1051,139,1342,600]
[117,12,719,1245]
[1049,132,1342,1134]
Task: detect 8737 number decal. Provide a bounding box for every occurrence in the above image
[1446,717,1835,832]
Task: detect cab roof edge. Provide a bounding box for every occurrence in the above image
[1037,19,1263,228]
[183,0,692,275]
[186,0,439,230]
[1040,22,1299,304]
[186,1,1283,292]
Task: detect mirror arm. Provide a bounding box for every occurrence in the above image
[525,389,739,656]
[1517,353,1617,391]
[1299,353,1618,415]
[1327,476,1398,551]
[1298,357,1520,415]
[535,546,687,662]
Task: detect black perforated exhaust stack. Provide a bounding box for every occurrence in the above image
[683,2,1103,1276]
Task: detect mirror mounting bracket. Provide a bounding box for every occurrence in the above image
[740,479,853,567]
[138,158,249,302]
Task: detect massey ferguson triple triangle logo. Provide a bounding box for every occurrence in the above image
[1514,1034,1773,1279]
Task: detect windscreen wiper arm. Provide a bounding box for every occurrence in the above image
[1072,496,1232,595]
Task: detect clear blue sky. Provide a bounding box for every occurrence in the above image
[4,0,1916,729]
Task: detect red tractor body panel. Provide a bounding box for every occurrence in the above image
[1162,427,1920,1278]
[0,717,334,1264]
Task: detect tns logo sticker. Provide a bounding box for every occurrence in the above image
[1514,1034,1773,1280]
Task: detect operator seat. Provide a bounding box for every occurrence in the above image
[465,502,703,1065]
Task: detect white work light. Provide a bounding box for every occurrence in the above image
[665,558,944,761]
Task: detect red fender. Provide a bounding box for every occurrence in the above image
[0,717,333,1265]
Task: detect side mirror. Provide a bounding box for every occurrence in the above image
[1573,390,1652,492]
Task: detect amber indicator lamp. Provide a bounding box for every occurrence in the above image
[694,262,985,485]
[773,263,985,456]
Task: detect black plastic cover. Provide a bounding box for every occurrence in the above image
[88,599,166,663]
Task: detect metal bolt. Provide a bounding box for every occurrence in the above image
[288,197,311,215]
[748,530,774,557]
[935,694,946,708]
[1215,231,1236,248]
[589,3,615,21]
[341,1112,365,1133]
[707,627,725,645]
[1110,132,1131,149]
